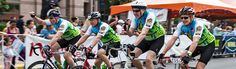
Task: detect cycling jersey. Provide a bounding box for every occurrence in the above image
[45,18,80,40]
[130,11,165,41]
[173,18,215,46]
[85,21,120,43]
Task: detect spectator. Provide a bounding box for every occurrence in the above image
[16,15,25,34]
[124,19,131,32]
[71,17,82,29]
[24,20,37,35]
[213,24,223,36]
[3,37,13,69]
[6,16,17,27]
[116,19,125,34]
[40,25,56,39]
[3,20,19,69]
[108,15,118,31]
[233,27,236,35]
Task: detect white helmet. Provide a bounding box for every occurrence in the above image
[131,0,147,9]
[118,20,125,24]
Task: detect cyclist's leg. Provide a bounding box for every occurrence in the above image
[63,35,81,67]
[132,39,149,69]
[197,42,215,69]
[97,48,111,67]
[51,42,62,64]
[182,46,201,69]
[94,58,103,69]
[146,36,164,69]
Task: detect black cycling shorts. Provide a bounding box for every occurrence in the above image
[101,42,120,57]
[185,41,215,65]
[137,35,165,55]
[57,35,81,48]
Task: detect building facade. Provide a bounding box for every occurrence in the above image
[1,0,99,21]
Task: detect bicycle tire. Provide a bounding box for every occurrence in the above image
[28,61,53,69]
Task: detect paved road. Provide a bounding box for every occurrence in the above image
[164,57,236,69]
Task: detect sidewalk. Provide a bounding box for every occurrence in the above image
[0,52,24,69]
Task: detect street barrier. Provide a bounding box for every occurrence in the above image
[1,33,235,68]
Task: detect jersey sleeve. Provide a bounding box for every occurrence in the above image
[45,19,51,25]
[130,19,137,29]
[193,21,204,37]
[85,26,92,35]
[98,24,109,36]
[144,13,155,29]
[173,23,183,37]
[57,22,69,33]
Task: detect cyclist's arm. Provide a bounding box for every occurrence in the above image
[31,16,47,25]
[127,19,136,37]
[133,15,155,46]
[76,26,92,47]
[49,32,62,46]
[49,22,68,46]
[162,36,178,54]
[162,23,182,54]
[127,28,135,37]
[133,27,149,46]
[90,25,109,47]
[188,24,203,53]
[89,35,102,48]
[75,34,89,47]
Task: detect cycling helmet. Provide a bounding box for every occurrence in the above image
[131,0,147,9]
[179,6,195,15]
[88,12,101,20]
[47,9,61,17]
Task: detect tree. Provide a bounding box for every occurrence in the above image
[100,0,132,21]
[0,0,10,15]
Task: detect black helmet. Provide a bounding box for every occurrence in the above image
[47,9,61,17]
[179,6,195,15]
[88,12,101,20]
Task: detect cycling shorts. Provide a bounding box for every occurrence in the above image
[185,41,215,64]
[101,42,120,57]
[137,35,164,55]
[57,35,81,48]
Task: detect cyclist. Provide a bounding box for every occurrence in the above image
[75,12,120,69]
[159,6,215,69]
[127,1,166,69]
[29,9,81,68]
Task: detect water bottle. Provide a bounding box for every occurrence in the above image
[93,65,97,69]
[101,63,107,69]
[54,61,63,69]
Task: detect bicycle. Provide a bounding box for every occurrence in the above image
[107,44,165,69]
[28,44,95,69]
[168,54,196,69]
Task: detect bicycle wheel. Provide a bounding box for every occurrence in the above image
[28,61,53,69]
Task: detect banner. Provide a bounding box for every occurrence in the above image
[25,35,50,68]
[224,36,236,53]
[128,9,168,22]
[24,35,192,68]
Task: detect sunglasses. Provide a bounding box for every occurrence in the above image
[181,17,189,19]
[133,9,141,12]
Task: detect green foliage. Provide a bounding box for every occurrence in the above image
[0,22,6,31]
[0,0,10,15]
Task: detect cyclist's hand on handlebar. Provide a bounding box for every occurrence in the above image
[181,55,191,64]
[158,53,166,67]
